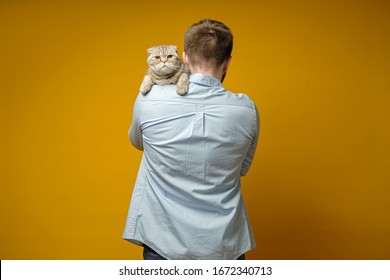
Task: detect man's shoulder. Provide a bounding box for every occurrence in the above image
[211,89,256,110]
[137,84,256,111]
[139,84,177,99]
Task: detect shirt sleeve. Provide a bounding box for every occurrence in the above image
[240,105,260,176]
[128,93,143,151]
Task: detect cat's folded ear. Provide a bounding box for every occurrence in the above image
[147,47,156,56]
[169,45,178,52]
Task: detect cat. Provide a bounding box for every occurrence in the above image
[140,45,190,95]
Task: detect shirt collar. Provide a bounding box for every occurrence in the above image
[189,73,223,88]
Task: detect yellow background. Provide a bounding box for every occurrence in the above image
[1,0,389,259]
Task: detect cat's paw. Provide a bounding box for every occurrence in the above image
[140,75,153,95]
[140,84,151,95]
[176,73,189,95]
[176,83,188,95]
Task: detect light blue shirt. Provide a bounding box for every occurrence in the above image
[123,73,259,259]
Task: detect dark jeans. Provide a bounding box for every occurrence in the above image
[143,245,246,260]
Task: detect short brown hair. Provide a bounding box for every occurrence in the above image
[184,19,233,67]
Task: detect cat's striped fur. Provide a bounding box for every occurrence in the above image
[140,45,190,95]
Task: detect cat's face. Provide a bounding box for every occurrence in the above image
[147,45,182,75]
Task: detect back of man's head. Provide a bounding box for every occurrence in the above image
[184,19,233,68]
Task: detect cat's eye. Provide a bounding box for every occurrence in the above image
[154,56,160,60]
[167,55,173,59]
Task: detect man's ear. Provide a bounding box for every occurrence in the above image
[223,56,232,72]
[182,51,188,63]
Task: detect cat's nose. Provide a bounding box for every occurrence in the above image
[161,58,167,62]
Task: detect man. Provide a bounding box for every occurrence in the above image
[123,19,260,260]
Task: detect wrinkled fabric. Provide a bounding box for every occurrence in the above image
[123,74,259,260]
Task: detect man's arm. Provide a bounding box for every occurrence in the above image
[240,105,260,176]
[128,93,143,151]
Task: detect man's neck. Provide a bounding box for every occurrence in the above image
[188,64,225,82]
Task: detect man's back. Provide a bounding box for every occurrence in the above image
[123,73,259,259]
